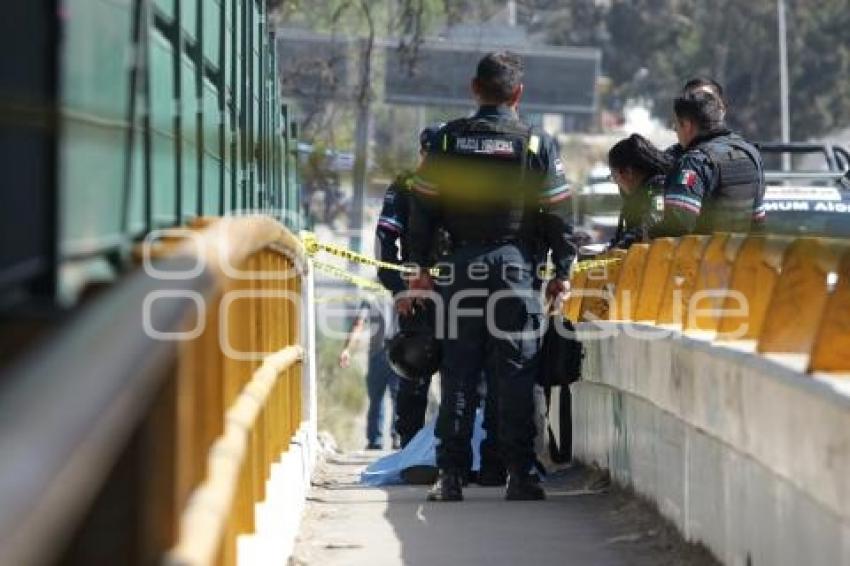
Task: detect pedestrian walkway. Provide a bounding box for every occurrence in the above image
[291,453,717,566]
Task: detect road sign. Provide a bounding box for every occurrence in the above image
[384,41,601,113]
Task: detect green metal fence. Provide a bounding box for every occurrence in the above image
[59,0,299,263]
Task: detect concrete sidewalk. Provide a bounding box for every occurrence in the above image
[290,453,717,566]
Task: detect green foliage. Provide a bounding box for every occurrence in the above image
[533,0,850,141]
[371,106,423,176]
[280,1,850,143]
[315,330,367,450]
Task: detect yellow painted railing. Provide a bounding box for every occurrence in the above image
[567,233,850,374]
[0,215,311,566]
[145,217,308,566]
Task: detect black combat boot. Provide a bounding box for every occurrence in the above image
[505,471,545,501]
[477,464,507,487]
[426,470,464,502]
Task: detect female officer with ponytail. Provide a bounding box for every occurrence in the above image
[607,134,674,249]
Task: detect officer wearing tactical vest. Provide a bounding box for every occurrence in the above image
[375,125,441,450]
[376,163,426,451]
[381,127,510,487]
[407,51,575,502]
[652,90,766,236]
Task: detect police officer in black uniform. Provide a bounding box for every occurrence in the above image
[378,128,509,486]
[652,90,766,236]
[375,126,440,449]
[664,77,727,163]
[407,51,575,502]
[376,173,426,450]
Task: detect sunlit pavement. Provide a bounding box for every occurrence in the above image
[290,452,717,566]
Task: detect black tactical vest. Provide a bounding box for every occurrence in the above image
[694,133,764,233]
[432,116,536,243]
[395,171,453,260]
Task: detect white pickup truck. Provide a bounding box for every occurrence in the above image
[758,142,850,237]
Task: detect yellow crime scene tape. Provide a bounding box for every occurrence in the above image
[301,230,622,292]
[301,231,439,276]
[535,257,623,279]
[315,293,383,305]
[311,260,390,294]
[570,257,623,274]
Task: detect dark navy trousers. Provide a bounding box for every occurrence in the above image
[395,370,504,475]
[395,375,431,448]
[434,242,543,476]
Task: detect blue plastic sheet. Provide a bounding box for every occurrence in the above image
[361,410,485,486]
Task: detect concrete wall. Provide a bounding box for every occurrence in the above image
[571,322,850,566]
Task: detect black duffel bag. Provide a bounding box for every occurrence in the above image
[538,315,583,387]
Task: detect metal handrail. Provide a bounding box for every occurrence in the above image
[0,216,309,566]
[0,257,212,566]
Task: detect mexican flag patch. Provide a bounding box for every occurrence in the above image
[677,170,698,187]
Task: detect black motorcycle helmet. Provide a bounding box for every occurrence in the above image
[386,303,441,382]
[386,329,441,382]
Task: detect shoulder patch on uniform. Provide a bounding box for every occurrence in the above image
[528,135,541,154]
[677,170,698,187]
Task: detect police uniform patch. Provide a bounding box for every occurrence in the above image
[678,170,698,187]
[455,136,516,156]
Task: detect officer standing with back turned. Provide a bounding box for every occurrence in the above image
[381,127,509,486]
[407,51,575,502]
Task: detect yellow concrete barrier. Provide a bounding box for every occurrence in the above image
[565,269,588,322]
[569,231,850,375]
[686,233,745,331]
[716,236,789,340]
[757,238,846,355]
[634,238,678,322]
[579,250,626,322]
[808,248,850,372]
[610,244,650,321]
[657,235,711,326]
